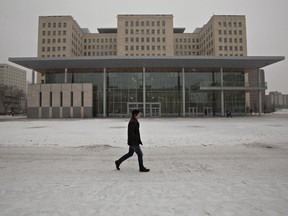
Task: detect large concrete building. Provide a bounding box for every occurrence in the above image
[9,14,284,118]
[0,64,26,92]
[37,14,247,58]
[265,91,288,112]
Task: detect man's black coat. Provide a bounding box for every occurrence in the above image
[127,117,142,146]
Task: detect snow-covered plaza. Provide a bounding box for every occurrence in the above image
[0,112,288,215]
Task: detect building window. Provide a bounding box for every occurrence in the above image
[130,21,134,26]
[48,23,51,28]
[53,22,56,28]
[238,22,242,27]
[219,46,222,51]
[162,21,165,26]
[63,22,67,28]
[218,30,222,35]
[42,47,45,52]
[63,30,66,35]
[39,92,42,107]
[239,30,242,35]
[42,23,46,28]
[239,38,243,43]
[71,92,73,107]
[50,92,52,107]
[125,21,128,27]
[42,39,45,44]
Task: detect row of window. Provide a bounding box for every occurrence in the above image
[39,91,84,107]
[218,21,243,28]
[175,51,199,56]
[125,20,166,27]
[42,38,67,44]
[42,46,66,52]
[41,55,66,57]
[125,37,165,43]
[125,29,166,35]
[175,38,199,43]
[218,29,243,35]
[125,45,166,51]
[219,46,244,51]
[84,38,117,43]
[84,51,117,56]
[175,45,199,50]
[42,22,67,28]
[219,37,243,43]
[84,45,117,50]
[219,54,244,56]
[125,53,166,56]
[42,30,66,36]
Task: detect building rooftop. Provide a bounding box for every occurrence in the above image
[9,56,285,73]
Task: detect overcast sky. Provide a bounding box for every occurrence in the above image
[0,0,287,93]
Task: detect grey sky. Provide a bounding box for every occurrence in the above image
[0,0,287,93]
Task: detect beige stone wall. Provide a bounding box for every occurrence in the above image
[210,15,247,56]
[27,83,93,118]
[37,14,248,59]
[27,84,41,107]
[117,15,174,56]
[174,33,200,56]
[83,33,117,56]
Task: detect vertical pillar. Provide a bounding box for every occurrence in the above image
[32,70,35,84]
[182,68,185,117]
[143,67,146,117]
[220,68,224,117]
[103,68,107,117]
[258,69,262,116]
[64,68,68,83]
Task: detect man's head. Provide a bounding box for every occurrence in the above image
[132,109,141,119]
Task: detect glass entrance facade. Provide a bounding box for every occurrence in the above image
[45,68,247,117]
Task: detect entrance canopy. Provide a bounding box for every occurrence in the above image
[9,56,284,73]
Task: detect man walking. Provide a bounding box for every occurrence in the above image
[115,109,150,172]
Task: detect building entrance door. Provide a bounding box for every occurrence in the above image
[204,107,213,116]
[127,102,161,117]
[188,107,198,116]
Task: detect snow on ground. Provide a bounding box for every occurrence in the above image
[0,112,288,215]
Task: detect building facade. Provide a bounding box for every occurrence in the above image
[0,64,26,93]
[265,91,288,112]
[8,14,285,118]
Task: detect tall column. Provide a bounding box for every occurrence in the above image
[103,68,107,117]
[32,70,35,84]
[143,67,146,117]
[220,68,224,117]
[64,68,68,83]
[182,68,185,117]
[258,69,262,116]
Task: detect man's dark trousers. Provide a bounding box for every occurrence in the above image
[118,146,144,169]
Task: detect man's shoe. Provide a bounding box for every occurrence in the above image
[139,167,150,172]
[115,161,120,170]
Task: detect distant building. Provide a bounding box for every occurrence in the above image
[265,91,288,112]
[0,64,26,93]
[9,14,285,118]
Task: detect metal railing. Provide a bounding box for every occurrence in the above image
[190,82,267,90]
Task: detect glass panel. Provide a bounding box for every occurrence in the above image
[146,72,182,117]
[107,72,143,117]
